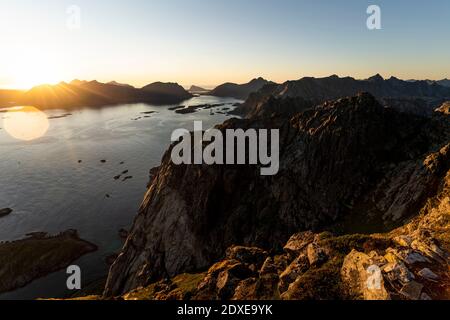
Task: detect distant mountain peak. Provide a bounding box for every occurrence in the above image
[368,74,384,82]
[189,85,208,92]
[107,81,134,88]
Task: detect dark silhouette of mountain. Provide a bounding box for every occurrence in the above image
[436,79,450,87]
[104,93,449,298]
[107,81,135,88]
[141,82,193,104]
[189,85,208,93]
[1,80,192,109]
[209,77,274,99]
[234,74,450,117]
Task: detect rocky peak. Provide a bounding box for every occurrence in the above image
[104,93,449,297]
[368,73,384,82]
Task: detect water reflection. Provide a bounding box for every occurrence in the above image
[3,106,49,141]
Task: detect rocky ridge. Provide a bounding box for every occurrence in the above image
[235,75,450,117]
[103,93,449,299]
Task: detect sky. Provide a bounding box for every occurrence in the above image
[0,0,449,89]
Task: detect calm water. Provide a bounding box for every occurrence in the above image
[0,96,241,299]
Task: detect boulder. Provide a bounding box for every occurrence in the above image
[383,262,415,285]
[225,246,268,269]
[307,242,328,267]
[399,281,424,300]
[418,268,439,281]
[341,250,390,300]
[283,231,315,258]
[279,254,310,293]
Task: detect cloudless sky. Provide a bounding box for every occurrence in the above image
[0,0,449,89]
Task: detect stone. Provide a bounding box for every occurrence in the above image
[383,262,415,284]
[418,268,439,281]
[225,246,268,269]
[341,250,390,300]
[411,239,446,262]
[259,257,278,275]
[307,242,327,266]
[279,254,310,293]
[385,248,430,265]
[399,281,424,300]
[283,231,315,257]
[216,270,239,300]
[231,278,258,300]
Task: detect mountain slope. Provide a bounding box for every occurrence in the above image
[1,80,192,109]
[235,75,450,117]
[209,77,274,99]
[104,93,449,296]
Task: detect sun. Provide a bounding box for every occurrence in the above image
[7,51,64,90]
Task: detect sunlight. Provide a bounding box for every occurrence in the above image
[6,51,63,90]
[3,106,49,141]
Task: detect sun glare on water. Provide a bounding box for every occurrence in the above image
[3,106,49,141]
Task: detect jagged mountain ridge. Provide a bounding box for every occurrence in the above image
[235,74,450,117]
[104,93,449,297]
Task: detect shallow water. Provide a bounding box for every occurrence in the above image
[0,96,241,299]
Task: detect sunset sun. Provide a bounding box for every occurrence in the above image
[7,52,63,89]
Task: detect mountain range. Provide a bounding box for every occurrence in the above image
[234,74,450,118]
[1,75,449,111]
[0,80,193,109]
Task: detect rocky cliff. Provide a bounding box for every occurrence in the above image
[104,93,449,299]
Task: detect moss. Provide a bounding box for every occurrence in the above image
[171,273,206,299]
[123,272,206,300]
[322,233,391,256]
[283,257,343,300]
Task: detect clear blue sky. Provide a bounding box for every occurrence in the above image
[0,0,449,89]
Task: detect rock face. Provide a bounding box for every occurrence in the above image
[104,92,449,297]
[209,77,274,100]
[235,75,450,117]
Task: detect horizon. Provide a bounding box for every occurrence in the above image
[1,0,449,90]
[2,73,450,92]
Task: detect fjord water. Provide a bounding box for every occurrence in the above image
[0,96,240,299]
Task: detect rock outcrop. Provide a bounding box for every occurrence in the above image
[104,92,449,297]
[109,200,449,300]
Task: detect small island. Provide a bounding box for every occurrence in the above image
[0,230,97,294]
